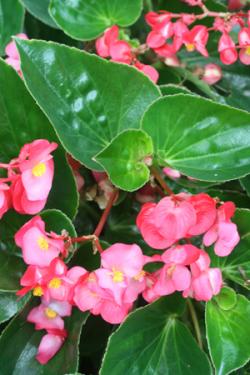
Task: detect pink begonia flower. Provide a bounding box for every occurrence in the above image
[5,33,28,75]
[110,40,133,64]
[182,25,209,57]
[228,0,244,10]
[15,216,64,267]
[134,61,159,83]
[238,28,250,65]
[218,33,238,64]
[95,25,119,57]
[0,183,11,218]
[146,22,174,48]
[154,196,196,243]
[36,333,65,365]
[95,243,145,305]
[136,202,173,249]
[202,63,222,85]
[203,202,240,256]
[164,55,181,67]
[17,263,49,297]
[145,11,172,30]
[163,167,181,179]
[186,193,217,236]
[161,244,201,266]
[154,263,191,296]
[74,272,132,324]
[27,303,65,331]
[182,0,203,6]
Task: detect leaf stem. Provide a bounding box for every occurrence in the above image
[94,188,118,237]
[150,166,175,196]
[187,299,203,350]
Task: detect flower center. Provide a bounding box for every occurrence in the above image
[33,286,43,297]
[134,270,146,281]
[49,278,62,289]
[246,46,250,56]
[112,268,124,283]
[45,307,57,319]
[32,162,46,177]
[186,43,195,52]
[167,265,176,277]
[37,236,49,251]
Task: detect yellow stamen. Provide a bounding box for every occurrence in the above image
[134,270,146,281]
[112,268,124,283]
[186,43,195,52]
[167,265,176,277]
[49,278,61,289]
[246,46,250,56]
[88,274,96,282]
[45,307,57,319]
[33,286,43,297]
[32,162,46,177]
[37,236,49,251]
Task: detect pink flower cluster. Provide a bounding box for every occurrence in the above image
[145,9,250,65]
[137,193,240,301]
[0,139,57,217]
[95,25,159,83]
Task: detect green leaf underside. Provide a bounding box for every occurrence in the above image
[95,130,153,191]
[49,0,143,40]
[20,0,57,28]
[0,300,89,375]
[0,0,24,55]
[100,296,212,375]
[142,94,250,182]
[15,39,160,171]
[206,294,250,375]
[0,58,78,218]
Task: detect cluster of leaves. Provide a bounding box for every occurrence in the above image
[0,0,250,374]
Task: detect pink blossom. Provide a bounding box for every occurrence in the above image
[154,263,191,296]
[134,61,159,82]
[187,193,217,236]
[110,40,133,64]
[182,0,203,6]
[161,244,201,266]
[238,28,250,65]
[0,183,11,218]
[27,303,65,331]
[36,333,65,365]
[145,11,172,30]
[182,25,209,57]
[228,0,244,10]
[95,25,119,57]
[202,63,222,85]
[163,167,181,179]
[5,33,28,75]
[15,216,64,267]
[203,202,240,256]
[218,33,238,64]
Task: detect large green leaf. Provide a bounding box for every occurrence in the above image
[0,0,24,55]
[100,296,212,375]
[0,292,30,324]
[206,293,250,375]
[15,39,160,171]
[49,0,143,40]
[0,300,89,375]
[0,58,78,218]
[0,252,26,292]
[142,95,250,182]
[20,0,58,28]
[95,130,153,191]
[209,209,250,289]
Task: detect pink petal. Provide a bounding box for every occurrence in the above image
[214,221,240,256]
[36,334,64,364]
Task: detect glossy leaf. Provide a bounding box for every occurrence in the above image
[15,39,160,170]
[20,0,57,28]
[160,84,193,96]
[95,130,153,191]
[0,58,78,218]
[100,295,212,375]
[0,0,24,55]
[214,287,237,311]
[0,300,89,375]
[209,209,250,289]
[0,252,26,292]
[142,95,250,182]
[206,294,250,375]
[49,0,143,40]
[0,292,30,324]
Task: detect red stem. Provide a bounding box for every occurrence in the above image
[94,188,118,237]
[150,166,175,197]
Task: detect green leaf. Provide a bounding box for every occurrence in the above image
[0,292,30,324]
[0,58,78,218]
[95,130,153,191]
[49,0,143,40]
[214,287,237,311]
[206,189,250,209]
[100,295,212,375]
[15,39,160,170]
[0,0,24,55]
[20,0,57,28]
[142,95,250,182]
[160,84,193,96]
[209,209,250,290]
[0,300,89,375]
[206,294,250,375]
[0,252,26,292]
[240,174,250,198]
